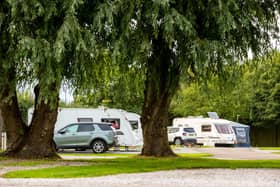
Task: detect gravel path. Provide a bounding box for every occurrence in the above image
[0,169,280,187]
[188,147,280,160]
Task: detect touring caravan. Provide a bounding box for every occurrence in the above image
[173,112,251,147]
[173,117,237,146]
[28,107,143,147]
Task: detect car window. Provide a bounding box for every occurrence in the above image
[184,128,195,133]
[65,124,78,133]
[78,124,94,132]
[168,128,173,133]
[168,128,179,133]
[97,124,113,131]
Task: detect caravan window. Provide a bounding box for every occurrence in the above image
[77,118,93,122]
[201,125,211,132]
[101,118,120,129]
[214,124,233,134]
[236,127,246,137]
[129,121,138,130]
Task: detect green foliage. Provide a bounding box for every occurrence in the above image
[17,91,34,124]
[251,52,280,125]
[73,56,145,113]
[170,51,280,126]
[74,0,280,118]
[1,0,109,109]
[100,0,280,74]
[172,65,254,122]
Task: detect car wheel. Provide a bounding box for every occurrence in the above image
[92,140,107,153]
[174,138,182,146]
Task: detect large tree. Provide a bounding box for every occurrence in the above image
[97,0,280,156]
[0,0,27,154]
[0,0,100,158]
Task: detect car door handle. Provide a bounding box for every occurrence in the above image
[71,134,76,136]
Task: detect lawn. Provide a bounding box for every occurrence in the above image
[59,152,137,157]
[3,154,280,178]
[59,152,211,158]
[258,147,280,150]
[0,160,53,167]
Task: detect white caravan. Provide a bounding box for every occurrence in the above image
[172,116,236,146]
[28,107,143,147]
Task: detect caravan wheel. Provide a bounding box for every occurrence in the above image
[92,140,107,153]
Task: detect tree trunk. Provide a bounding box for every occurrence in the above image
[141,36,181,157]
[0,67,26,154]
[6,84,60,159]
[0,93,26,153]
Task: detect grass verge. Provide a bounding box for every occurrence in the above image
[59,153,136,157]
[0,160,55,167]
[3,155,280,178]
[258,147,280,150]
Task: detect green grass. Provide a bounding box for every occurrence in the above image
[4,155,280,178]
[59,153,137,157]
[258,147,280,150]
[0,160,53,167]
[59,153,211,158]
[177,153,212,158]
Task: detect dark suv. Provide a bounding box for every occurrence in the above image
[54,123,115,153]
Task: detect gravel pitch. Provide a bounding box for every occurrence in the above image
[0,169,280,187]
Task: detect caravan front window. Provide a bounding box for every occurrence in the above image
[215,124,233,134]
[129,121,138,130]
[236,127,246,137]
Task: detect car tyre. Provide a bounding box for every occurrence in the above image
[174,138,182,146]
[92,140,107,153]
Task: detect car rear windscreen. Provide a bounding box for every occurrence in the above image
[184,128,195,133]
